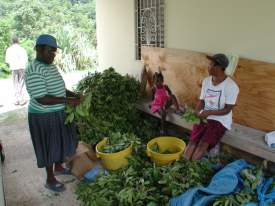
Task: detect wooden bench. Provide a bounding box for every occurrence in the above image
[137,99,275,163]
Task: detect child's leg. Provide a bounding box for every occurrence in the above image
[161,108,167,134]
[164,95,182,113]
[191,140,210,160]
[171,94,180,110]
[158,108,167,134]
[184,140,198,160]
[165,98,173,109]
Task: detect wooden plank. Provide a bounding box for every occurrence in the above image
[141,46,208,108]
[233,59,275,131]
[136,99,193,130]
[141,46,275,131]
[222,125,275,162]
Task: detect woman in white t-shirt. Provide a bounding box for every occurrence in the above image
[184,53,239,160]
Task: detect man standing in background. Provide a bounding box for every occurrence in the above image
[5,36,28,105]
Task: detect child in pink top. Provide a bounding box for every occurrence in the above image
[151,72,183,134]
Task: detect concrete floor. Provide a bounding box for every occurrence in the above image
[0,71,90,206]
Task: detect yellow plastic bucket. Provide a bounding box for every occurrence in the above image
[96,138,132,170]
[147,136,186,166]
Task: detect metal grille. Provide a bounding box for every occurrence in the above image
[135,0,165,60]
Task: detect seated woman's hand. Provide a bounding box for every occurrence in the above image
[195,110,202,117]
[198,110,211,119]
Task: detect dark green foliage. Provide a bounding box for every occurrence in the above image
[150,143,174,154]
[66,67,159,144]
[0,18,12,78]
[0,0,96,77]
[0,66,11,79]
[76,156,214,206]
[76,152,267,206]
[99,132,141,154]
[151,143,160,153]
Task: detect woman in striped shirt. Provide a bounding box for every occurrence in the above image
[25,34,80,192]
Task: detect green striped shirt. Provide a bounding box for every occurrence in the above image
[25,59,66,113]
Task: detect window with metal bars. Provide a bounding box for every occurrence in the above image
[135,0,165,60]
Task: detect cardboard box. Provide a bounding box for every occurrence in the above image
[78,142,97,161]
[67,142,98,178]
[70,153,96,178]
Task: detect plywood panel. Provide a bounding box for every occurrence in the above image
[141,46,275,132]
[234,59,275,131]
[141,47,209,108]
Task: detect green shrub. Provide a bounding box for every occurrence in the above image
[66,67,159,144]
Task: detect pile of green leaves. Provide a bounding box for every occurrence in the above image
[76,156,215,206]
[66,67,159,144]
[100,132,141,154]
[150,143,174,154]
[65,93,92,124]
[151,143,161,153]
[182,108,201,124]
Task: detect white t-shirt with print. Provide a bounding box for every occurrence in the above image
[200,76,239,130]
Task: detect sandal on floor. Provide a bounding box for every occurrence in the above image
[54,167,71,176]
[45,181,65,192]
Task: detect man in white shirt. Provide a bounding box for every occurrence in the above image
[5,37,28,105]
[184,53,239,160]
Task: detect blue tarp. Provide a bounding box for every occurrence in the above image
[244,178,275,206]
[169,159,248,206]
